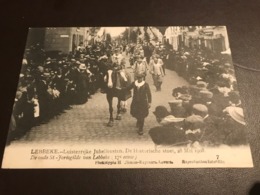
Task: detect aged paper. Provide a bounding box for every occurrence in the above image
[2,26,253,168]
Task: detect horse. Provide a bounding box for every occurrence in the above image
[104,68,131,127]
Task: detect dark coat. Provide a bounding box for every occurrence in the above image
[149,126,186,145]
[126,82,151,119]
[200,115,225,144]
[76,72,89,104]
[210,89,229,117]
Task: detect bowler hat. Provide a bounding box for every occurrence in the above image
[228,91,240,103]
[153,106,170,119]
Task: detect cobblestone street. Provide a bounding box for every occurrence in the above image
[11,55,189,146]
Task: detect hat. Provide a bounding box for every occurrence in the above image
[225,107,246,125]
[178,94,192,101]
[15,91,23,100]
[79,64,87,70]
[199,90,213,99]
[211,59,219,64]
[221,73,232,79]
[25,74,33,79]
[196,76,203,81]
[203,62,210,66]
[196,81,207,89]
[192,104,208,115]
[228,91,240,103]
[185,115,204,130]
[173,86,189,95]
[38,66,44,72]
[201,67,208,71]
[162,115,185,123]
[224,63,231,67]
[42,72,51,77]
[168,100,183,107]
[153,106,170,119]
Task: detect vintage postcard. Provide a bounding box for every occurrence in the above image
[1,26,253,168]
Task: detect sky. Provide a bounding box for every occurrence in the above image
[103,27,127,37]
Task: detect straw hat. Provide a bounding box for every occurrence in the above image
[192,104,208,115]
[199,90,213,99]
[196,81,207,89]
[225,107,246,125]
[79,64,87,70]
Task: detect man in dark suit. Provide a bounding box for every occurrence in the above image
[125,73,152,135]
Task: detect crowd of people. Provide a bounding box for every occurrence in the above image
[8,37,247,147]
[9,41,118,140]
[122,41,247,145]
[149,46,247,147]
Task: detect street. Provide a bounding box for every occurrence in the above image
[11,54,189,146]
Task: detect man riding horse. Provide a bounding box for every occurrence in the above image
[104,48,132,127]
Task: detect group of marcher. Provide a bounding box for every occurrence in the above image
[127,41,166,92]
[149,47,247,147]
[121,41,176,135]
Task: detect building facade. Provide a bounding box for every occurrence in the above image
[44,27,89,54]
[164,26,230,53]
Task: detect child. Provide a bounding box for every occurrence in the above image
[124,73,152,135]
[133,55,148,80]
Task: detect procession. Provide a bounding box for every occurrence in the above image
[7,26,248,148]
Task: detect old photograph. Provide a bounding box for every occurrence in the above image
[1,26,253,168]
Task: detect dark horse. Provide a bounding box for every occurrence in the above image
[105,68,131,127]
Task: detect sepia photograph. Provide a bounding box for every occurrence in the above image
[1,26,253,168]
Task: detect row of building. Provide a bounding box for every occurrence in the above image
[164,26,230,53]
[27,26,230,56]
